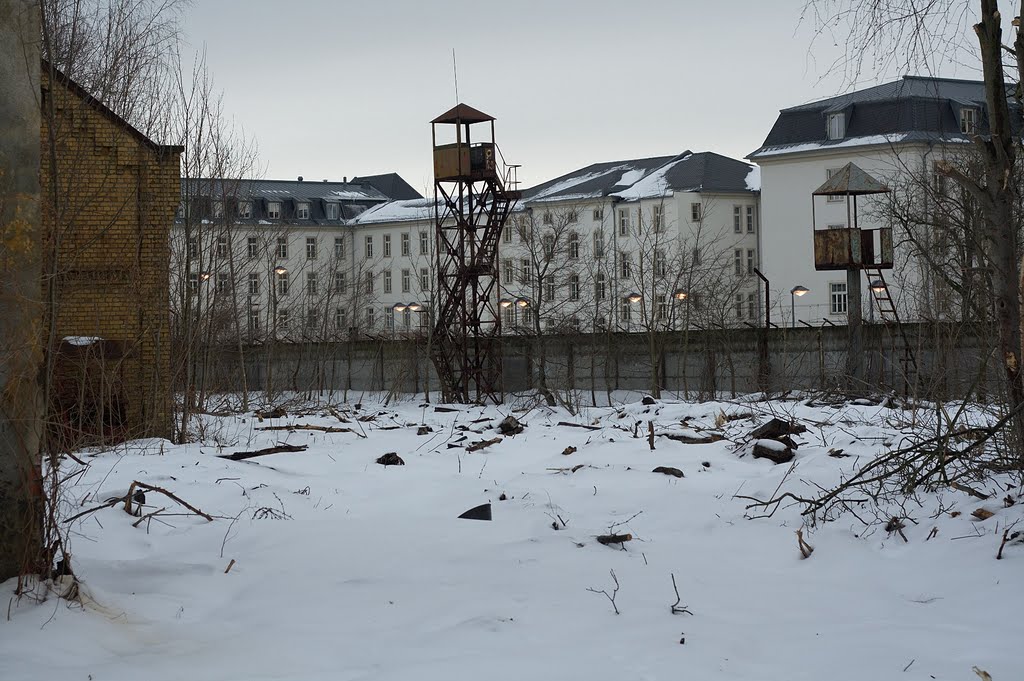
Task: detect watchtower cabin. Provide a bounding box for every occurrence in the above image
[811,163,893,271]
[430,103,520,403]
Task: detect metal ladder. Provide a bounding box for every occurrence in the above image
[865,268,918,393]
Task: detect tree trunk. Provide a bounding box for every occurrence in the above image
[0,0,44,581]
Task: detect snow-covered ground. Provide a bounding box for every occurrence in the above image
[3,394,1021,681]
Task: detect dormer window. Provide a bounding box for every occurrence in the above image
[960,107,978,134]
[267,201,281,219]
[237,200,252,218]
[296,202,310,220]
[827,113,845,140]
[325,202,339,220]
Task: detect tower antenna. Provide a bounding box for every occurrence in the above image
[452,48,459,104]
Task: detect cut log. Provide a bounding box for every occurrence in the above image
[596,533,632,546]
[971,507,994,521]
[752,439,794,464]
[376,452,405,466]
[653,466,684,478]
[220,443,308,461]
[561,446,577,456]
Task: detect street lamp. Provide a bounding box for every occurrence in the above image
[273,264,287,276]
[408,302,423,312]
[499,298,513,308]
[790,285,809,328]
[869,280,886,293]
[393,303,408,312]
[515,297,530,308]
[199,271,212,281]
[672,289,688,301]
[627,291,642,304]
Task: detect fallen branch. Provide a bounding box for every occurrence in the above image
[669,573,692,615]
[586,569,621,615]
[467,437,502,452]
[220,443,308,461]
[125,481,214,522]
[556,421,601,431]
[596,533,632,546]
[660,432,725,444]
[256,424,353,434]
[796,528,814,559]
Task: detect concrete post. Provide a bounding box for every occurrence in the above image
[846,268,864,390]
[0,0,43,582]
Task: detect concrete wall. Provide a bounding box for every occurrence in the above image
[196,322,1003,402]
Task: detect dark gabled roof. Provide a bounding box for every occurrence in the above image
[749,75,1018,159]
[431,103,494,125]
[179,177,389,223]
[522,151,757,203]
[42,59,182,156]
[351,173,423,200]
[812,163,890,195]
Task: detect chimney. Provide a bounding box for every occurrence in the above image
[297,176,303,182]
[343,176,347,183]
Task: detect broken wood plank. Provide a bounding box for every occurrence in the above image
[220,443,308,461]
[556,421,601,431]
[951,481,990,500]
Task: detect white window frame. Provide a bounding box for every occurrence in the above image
[237,201,252,219]
[365,235,374,258]
[306,237,317,260]
[830,281,848,315]
[325,202,339,220]
[960,107,978,134]
[827,112,845,140]
[276,237,288,259]
[296,202,310,220]
[383,234,392,257]
[401,233,410,256]
[618,209,629,236]
[247,236,258,259]
[267,201,281,220]
[401,268,411,293]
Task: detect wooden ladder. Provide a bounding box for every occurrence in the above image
[865,268,918,393]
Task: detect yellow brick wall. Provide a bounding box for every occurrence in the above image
[40,70,179,440]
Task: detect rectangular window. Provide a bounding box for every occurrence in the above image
[567,209,578,223]
[187,238,198,258]
[656,294,668,321]
[365,235,374,258]
[188,272,198,293]
[830,281,848,315]
[746,248,755,275]
[736,294,745,319]
[334,237,345,259]
[402,308,411,329]
[652,204,663,232]
[306,237,317,260]
[335,307,347,330]
[306,308,319,330]
[595,315,607,331]
[827,112,845,140]
[594,230,605,258]
[276,237,288,259]
[618,209,629,236]
[334,271,347,294]
[520,259,531,284]
[237,201,252,219]
[826,168,843,202]
[544,275,556,302]
[593,208,604,221]
[419,267,429,290]
[365,306,375,328]
[401,233,410,256]
[691,202,702,221]
[595,272,607,300]
[568,232,579,259]
[542,234,555,259]
[655,249,667,276]
[621,298,632,323]
[307,272,318,296]
[746,205,756,233]
[523,308,533,326]
[267,201,281,219]
[569,274,580,300]
[543,211,553,225]
[960,107,978,134]
[385,307,395,331]
[401,269,411,292]
[364,270,374,294]
[747,293,756,320]
[419,231,429,255]
[383,234,392,257]
[248,308,260,334]
[692,246,702,266]
[216,272,229,294]
[326,202,339,220]
[247,236,258,259]
[503,226,512,243]
[502,259,513,284]
[503,306,514,328]
[734,248,743,276]
[619,251,631,279]
[212,201,224,219]
[277,271,289,296]
[383,270,392,293]
[733,206,742,233]
[248,272,259,296]
[278,308,290,330]
[216,235,228,259]
[296,202,310,220]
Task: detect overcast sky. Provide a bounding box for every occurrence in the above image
[182,0,984,192]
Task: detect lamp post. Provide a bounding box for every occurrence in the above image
[790,285,809,328]
[671,288,687,331]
